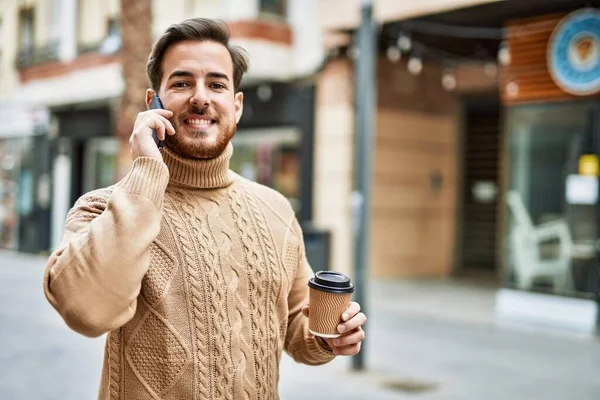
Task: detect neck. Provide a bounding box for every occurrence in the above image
[161,142,234,189]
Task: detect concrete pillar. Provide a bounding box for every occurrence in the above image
[313,59,355,278]
[51,139,72,250]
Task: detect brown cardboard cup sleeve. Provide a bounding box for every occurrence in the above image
[308,271,354,338]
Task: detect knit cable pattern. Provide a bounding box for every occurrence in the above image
[243,185,283,394]
[163,192,211,398]
[108,329,121,400]
[228,184,266,399]
[193,195,234,399]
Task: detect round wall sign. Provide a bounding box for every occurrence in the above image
[548,8,600,95]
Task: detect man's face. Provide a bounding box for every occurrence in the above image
[146,40,243,159]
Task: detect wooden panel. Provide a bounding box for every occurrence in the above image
[501,12,600,105]
[371,215,455,277]
[372,182,454,211]
[373,147,455,175]
[377,109,456,143]
[370,105,458,278]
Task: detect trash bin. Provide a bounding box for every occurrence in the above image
[302,223,331,273]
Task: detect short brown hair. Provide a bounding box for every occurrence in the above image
[146,18,249,92]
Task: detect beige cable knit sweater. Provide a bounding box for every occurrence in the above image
[43,142,335,400]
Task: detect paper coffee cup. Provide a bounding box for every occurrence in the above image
[308,271,354,338]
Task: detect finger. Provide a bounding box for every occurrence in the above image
[342,302,361,321]
[338,312,366,333]
[149,108,173,118]
[332,327,365,347]
[301,305,309,318]
[333,342,361,356]
[156,115,176,135]
[148,116,167,141]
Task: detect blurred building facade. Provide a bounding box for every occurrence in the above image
[1,0,598,333]
[0,0,325,255]
[319,0,600,334]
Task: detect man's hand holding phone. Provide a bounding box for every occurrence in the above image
[129,108,175,162]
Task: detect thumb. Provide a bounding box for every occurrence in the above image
[301,305,309,318]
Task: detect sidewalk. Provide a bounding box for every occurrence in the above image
[1,250,599,399]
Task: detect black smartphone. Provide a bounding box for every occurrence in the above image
[150,94,165,149]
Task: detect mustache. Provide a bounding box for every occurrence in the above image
[180,106,218,120]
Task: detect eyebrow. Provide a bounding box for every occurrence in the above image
[206,72,230,81]
[167,70,230,81]
[167,70,194,80]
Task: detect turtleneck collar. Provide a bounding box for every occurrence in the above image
[161,142,235,189]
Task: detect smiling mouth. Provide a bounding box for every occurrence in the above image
[185,118,216,126]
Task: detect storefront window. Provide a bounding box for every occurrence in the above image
[504,101,600,298]
[0,147,20,249]
[231,127,301,215]
[0,137,35,250]
[83,138,119,193]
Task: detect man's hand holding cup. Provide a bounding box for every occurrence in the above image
[301,271,367,356]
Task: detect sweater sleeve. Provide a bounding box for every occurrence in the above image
[43,157,169,338]
[284,217,336,365]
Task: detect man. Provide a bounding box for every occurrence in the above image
[44,18,366,400]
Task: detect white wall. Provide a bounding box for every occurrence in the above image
[16,63,124,106]
[78,0,109,45]
[288,0,324,77]
[56,0,78,61]
[189,0,222,19]
[152,0,188,38]
[221,0,258,21]
[0,1,20,99]
[152,0,259,38]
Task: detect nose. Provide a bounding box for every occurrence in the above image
[190,85,210,107]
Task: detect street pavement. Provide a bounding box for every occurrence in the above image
[1,250,599,400]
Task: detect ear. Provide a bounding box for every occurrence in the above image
[145,89,156,110]
[234,91,244,124]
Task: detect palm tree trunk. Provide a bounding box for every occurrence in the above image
[116,0,153,178]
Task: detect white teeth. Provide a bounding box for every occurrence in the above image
[187,119,212,125]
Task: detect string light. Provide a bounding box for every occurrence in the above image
[379,24,509,91]
[506,81,519,97]
[408,57,423,75]
[397,34,412,52]
[498,41,511,66]
[257,84,273,102]
[442,69,457,91]
[386,46,402,62]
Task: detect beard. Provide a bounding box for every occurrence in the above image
[165,106,236,159]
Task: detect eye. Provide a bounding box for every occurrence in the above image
[173,81,190,88]
[210,82,227,90]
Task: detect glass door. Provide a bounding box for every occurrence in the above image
[504,101,600,298]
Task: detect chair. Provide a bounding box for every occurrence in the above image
[506,190,573,290]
